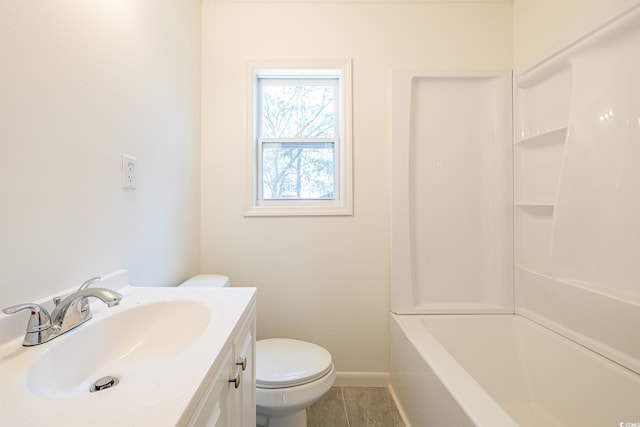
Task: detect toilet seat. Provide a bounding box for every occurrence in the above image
[256,338,333,389]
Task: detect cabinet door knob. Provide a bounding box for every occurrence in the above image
[229,374,240,389]
[236,357,247,371]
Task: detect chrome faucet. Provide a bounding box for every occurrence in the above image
[2,276,123,346]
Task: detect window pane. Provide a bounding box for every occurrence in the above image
[261,81,336,138]
[261,142,335,200]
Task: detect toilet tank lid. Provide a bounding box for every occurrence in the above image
[179,274,230,288]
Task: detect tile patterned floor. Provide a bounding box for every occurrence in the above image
[308,387,405,427]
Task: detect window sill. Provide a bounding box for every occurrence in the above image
[244,204,353,217]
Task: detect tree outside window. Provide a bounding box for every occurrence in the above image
[258,78,339,200]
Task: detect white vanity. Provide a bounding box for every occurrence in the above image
[182,289,256,427]
[0,271,257,426]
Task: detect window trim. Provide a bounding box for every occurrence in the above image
[245,59,353,217]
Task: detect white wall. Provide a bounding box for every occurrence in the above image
[0,0,201,306]
[513,0,631,69]
[201,1,512,373]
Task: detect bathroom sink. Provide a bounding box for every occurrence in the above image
[0,282,257,426]
[27,299,209,397]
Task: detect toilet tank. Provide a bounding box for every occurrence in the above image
[179,274,230,288]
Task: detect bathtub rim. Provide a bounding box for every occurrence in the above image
[391,311,640,427]
[390,312,520,427]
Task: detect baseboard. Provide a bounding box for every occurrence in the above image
[388,383,412,427]
[334,371,390,387]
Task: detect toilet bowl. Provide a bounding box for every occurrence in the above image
[256,338,335,427]
[178,276,335,427]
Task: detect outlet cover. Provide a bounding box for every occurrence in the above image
[122,154,137,190]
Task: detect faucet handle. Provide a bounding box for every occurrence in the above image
[51,277,102,308]
[2,303,52,332]
[78,276,102,291]
[76,276,102,312]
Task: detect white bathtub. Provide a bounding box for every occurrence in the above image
[390,313,640,427]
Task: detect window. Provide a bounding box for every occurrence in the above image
[246,60,352,216]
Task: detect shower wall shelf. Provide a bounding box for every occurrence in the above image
[515,126,568,146]
[515,124,566,206]
[515,203,555,208]
[513,67,570,284]
[515,204,554,274]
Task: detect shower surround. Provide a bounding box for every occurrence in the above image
[389,3,640,426]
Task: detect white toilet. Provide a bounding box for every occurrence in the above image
[178,275,335,427]
[255,338,335,427]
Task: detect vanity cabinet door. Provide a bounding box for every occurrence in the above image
[187,349,235,427]
[234,311,256,427]
[185,303,256,427]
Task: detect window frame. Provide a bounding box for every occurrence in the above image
[246,59,353,216]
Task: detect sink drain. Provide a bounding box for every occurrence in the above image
[90,376,119,393]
